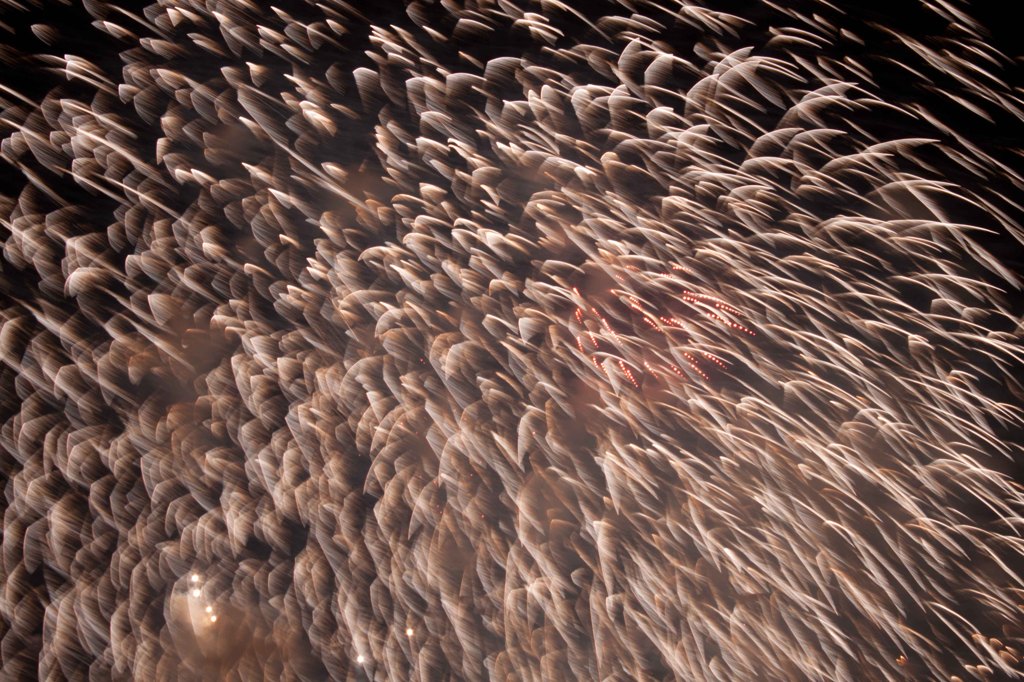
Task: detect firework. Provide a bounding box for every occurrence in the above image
[1,0,1023,679]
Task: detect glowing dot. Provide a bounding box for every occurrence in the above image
[191,589,200,598]
[356,655,365,663]
[210,615,217,623]
[205,606,212,613]
[405,627,414,636]
[190,574,199,582]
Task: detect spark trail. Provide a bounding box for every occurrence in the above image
[1,0,1023,679]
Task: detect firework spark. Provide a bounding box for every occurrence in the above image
[1,0,1024,680]
[563,260,755,387]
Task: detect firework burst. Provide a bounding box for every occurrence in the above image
[1,0,1024,680]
